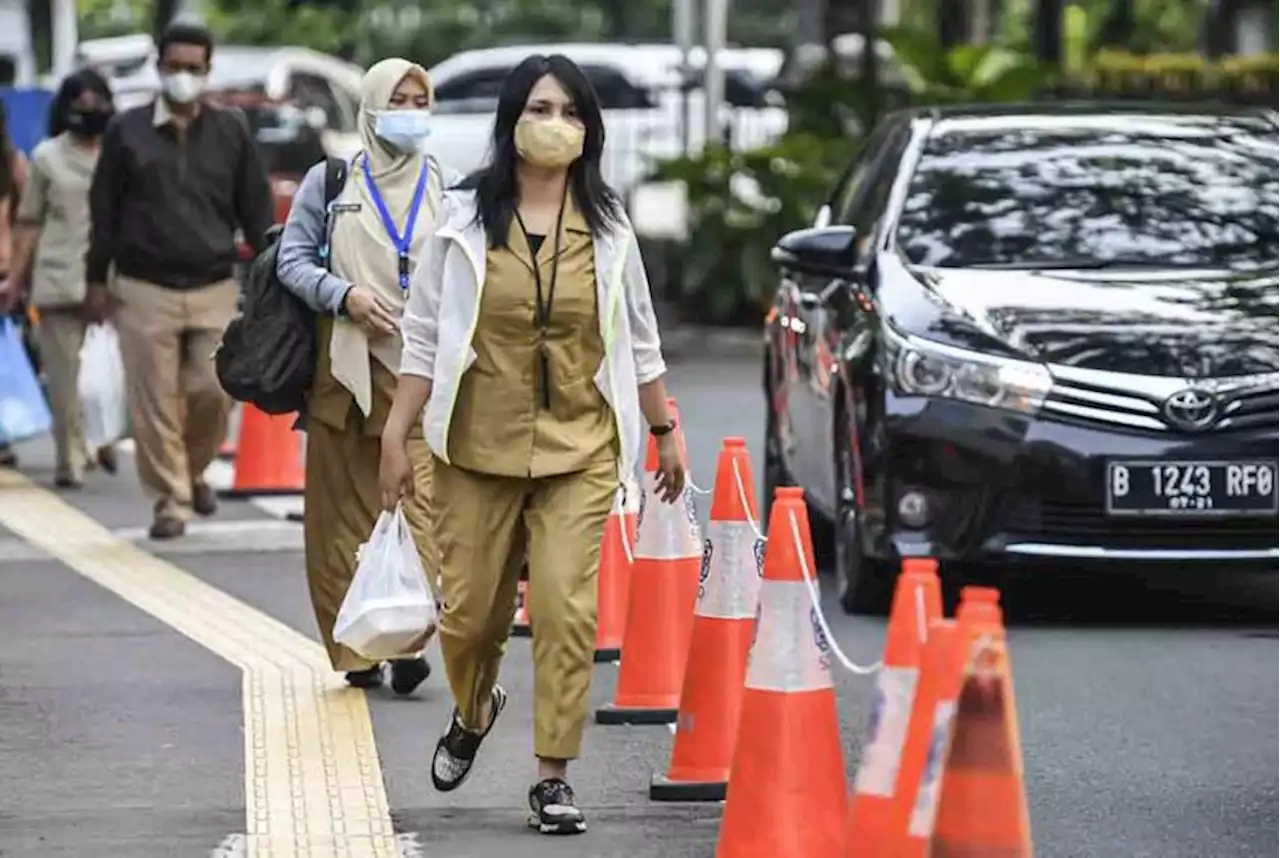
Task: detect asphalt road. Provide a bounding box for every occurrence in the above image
[0,352,1275,858]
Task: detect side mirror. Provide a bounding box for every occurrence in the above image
[771,225,858,279]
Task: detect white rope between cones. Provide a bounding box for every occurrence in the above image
[728,459,881,676]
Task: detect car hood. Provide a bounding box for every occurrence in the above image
[906,266,1280,379]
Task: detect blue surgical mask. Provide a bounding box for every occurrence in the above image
[374,109,432,152]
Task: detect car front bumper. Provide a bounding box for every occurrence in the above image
[863,396,1279,569]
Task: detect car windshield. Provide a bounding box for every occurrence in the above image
[895,115,1280,270]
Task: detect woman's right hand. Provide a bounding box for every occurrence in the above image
[378,438,414,512]
[344,286,397,338]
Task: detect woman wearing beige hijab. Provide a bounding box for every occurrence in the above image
[276,58,461,693]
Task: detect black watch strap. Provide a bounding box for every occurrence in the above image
[650,420,677,437]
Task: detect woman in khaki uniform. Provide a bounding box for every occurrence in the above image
[276,58,460,695]
[2,69,118,486]
[380,54,685,834]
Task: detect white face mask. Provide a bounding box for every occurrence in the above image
[374,109,432,152]
[162,71,206,105]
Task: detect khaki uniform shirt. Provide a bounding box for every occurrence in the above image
[15,137,85,306]
[448,198,618,477]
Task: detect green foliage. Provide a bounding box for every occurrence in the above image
[992,0,1215,55]
[880,25,1051,102]
[1081,49,1280,102]
[651,133,848,325]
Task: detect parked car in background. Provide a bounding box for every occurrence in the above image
[765,103,1279,613]
[424,42,789,207]
[98,43,364,160]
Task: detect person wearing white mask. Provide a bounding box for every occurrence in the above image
[84,21,274,540]
[276,58,461,695]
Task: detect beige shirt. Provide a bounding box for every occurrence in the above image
[16,134,98,308]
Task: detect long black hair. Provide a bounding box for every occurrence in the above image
[48,68,115,138]
[463,54,623,248]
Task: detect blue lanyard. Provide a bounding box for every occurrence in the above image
[361,155,430,294]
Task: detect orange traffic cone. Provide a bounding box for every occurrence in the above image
[596,401,702,726]
[715,486,847,858]
[651,438,764,802]
[898,587,1032,857]
[218,404,304,497]
[926,588,1032,856]
[887,617,967,858]
[843,558,943,855]
[595,474,639,663]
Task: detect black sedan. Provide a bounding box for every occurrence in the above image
[763,103,1279,613]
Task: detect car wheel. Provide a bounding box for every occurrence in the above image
[833,399,892,615]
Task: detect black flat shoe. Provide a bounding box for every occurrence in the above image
[345,665,384,689]
[390,657,430,696]
[431,684,507,792]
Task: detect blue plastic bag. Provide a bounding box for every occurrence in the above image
[0,317,52,445]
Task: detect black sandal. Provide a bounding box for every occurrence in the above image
[431,684,507,792]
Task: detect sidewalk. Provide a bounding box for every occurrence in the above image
[0,436,725,857]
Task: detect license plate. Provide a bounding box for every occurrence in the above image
[1106,460,1278,516]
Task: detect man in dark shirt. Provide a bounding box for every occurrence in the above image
[85,21,274,540]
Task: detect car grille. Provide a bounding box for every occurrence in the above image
[1002,496,1278,550]
[1043,371,1279,434]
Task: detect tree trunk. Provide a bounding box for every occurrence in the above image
[938,0,968,48]
[1100,0,1135,48]
[1031,0,1063,65]
[152,0,180,39]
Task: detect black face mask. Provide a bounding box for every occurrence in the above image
[65,107,113,137]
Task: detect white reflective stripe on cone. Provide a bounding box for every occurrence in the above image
[633,474,702,561]
[696,520,764,621]
[744,579,835,694]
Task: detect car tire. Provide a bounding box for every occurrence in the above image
[833,394,893,615]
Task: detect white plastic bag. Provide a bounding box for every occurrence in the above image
[333,505,438,661]
[78,324,128,450]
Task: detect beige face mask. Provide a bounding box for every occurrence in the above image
[514,118,585,169]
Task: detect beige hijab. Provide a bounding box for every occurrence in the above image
[328,57,441,417]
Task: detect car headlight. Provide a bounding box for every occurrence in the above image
[883,326,1052,415]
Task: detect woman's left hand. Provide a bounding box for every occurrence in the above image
[654,433,686,504]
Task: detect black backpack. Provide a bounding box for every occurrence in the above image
[216,157,348,415]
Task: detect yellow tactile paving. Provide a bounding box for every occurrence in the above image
[0,470,398,857]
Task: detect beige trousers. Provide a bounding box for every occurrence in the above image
[34,308,88,480]
[304,409,440,673]
[434,456,616,760]
[113,276,236,520]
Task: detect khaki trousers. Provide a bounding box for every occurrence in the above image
[304,409,439,673]
[34,308,88,480]
[434,456,617,760]
[114,276,237,521]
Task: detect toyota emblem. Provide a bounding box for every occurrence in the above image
[1162,388,1219,432]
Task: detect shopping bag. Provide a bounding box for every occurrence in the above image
[0,317,52,445]
[333,504,438,661]
[78,324,128,450]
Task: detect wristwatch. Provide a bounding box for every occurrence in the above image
[650,420,677,437]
